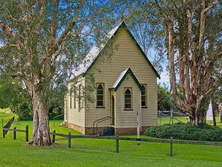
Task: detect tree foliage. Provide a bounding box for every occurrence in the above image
[0,75,28,109]
[0,0,123,146]
[157,84,175,111]
[132,0,222,125]
[124,1,165,73]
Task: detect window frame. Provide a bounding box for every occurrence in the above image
[78,84,81,112]
[70,87,73,109]
[96,83,105,108]
[73,86,76,109]
[124,87,133,111]
[141,84,147,108]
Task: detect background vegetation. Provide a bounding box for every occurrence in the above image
[145,123,222,142]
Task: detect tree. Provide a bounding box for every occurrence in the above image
[124,2,165,73]
[0,0,122,146]
[0,75,27,111]
[47,75,68,118]
[213,88,222,123]
[132,0,222,125]
[157,84,175,111]
[0,74,66,120]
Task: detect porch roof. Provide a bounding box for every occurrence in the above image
[110,68,143,92]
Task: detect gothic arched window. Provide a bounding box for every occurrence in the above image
[125,88,132,109]
[97,84,104,107]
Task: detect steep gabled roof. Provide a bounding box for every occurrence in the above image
[110,68,143,92]
[72,22,160,79]
[72,22,122,78]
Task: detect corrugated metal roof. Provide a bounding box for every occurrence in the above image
[111,68,129,89]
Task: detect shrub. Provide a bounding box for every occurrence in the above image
[144,123,222,142]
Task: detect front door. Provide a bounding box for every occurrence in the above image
[111,95,115,125]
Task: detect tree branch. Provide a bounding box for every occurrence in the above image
[199,0,218,50]
[0,23,16,38]
[49,1,83,57]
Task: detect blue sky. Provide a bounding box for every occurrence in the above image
[158,69,170,88]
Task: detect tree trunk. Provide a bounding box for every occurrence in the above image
[220,112,222,123]
[189,111,206,125]
[29,92,51,146]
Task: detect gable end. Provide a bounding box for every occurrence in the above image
[83,22,160,79]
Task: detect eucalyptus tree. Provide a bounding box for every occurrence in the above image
[125,2,165,73]
[0,0,122,146]
[134,0,222,124]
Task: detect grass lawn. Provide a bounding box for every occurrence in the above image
[158,115,222,128]
[1,110,222,167]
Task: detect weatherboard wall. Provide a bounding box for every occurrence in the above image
[66,76,86,132]
[84,26,157,128]
[115,74,141,128]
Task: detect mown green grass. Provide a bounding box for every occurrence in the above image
[1,110,222,167]
[158,116,222,128]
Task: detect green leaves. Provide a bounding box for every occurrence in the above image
[158,84,175,111]
[145,123,222,142]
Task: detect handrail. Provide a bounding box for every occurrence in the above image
[95,117,114,135]
[93,116,114,135]
[93,116,111,134]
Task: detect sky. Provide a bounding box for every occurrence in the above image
[158,69,170,88]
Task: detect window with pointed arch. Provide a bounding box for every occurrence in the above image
[125,88,132,110]
[73,86,76,109]
[141,84,147,108]
[70,87,73,109]
[96,83,104,107]
[78,84,81,111]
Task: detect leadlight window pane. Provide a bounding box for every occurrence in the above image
[97,84,104,107]
[70,91,72,109]
[141,84,147,107]
[125,88,132,109]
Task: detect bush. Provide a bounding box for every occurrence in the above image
[144,123,222,142]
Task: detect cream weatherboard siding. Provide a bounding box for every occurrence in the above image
[84,26,157,128]
[85,74,111,127]
[67,76,86,130]
[64,94,68,121]
[115,74,141,128]
[65,23,158,134]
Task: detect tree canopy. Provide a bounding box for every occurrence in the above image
[129,0,222,125]
[1,0,222,146]
[157,84,175,111]
[0,0,124,146]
